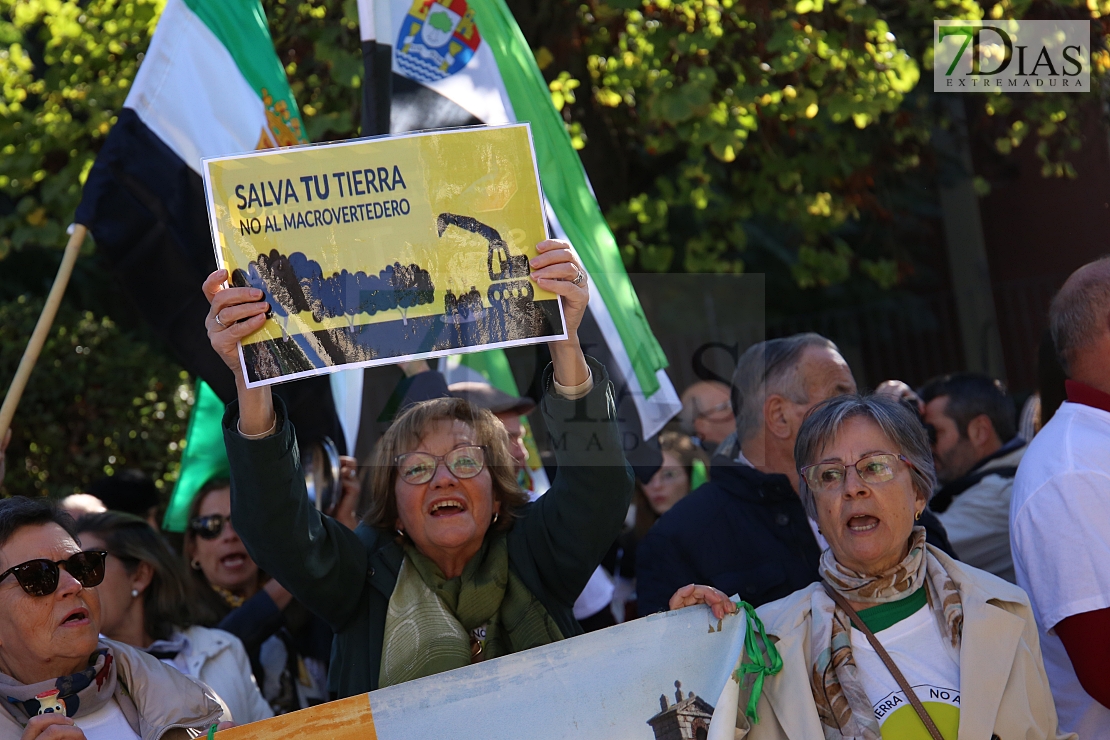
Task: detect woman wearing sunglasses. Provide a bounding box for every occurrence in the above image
[673,395,1070,740]
[182,478,331,715]
[73,511,273,726]
[0,497,224,740]
[201,240,633,696]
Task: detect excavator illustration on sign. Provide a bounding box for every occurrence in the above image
[436,213,535,331]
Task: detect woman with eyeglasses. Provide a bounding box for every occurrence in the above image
[72,511,272,726]
[183,478,332,715]
[0,497,225,740]
[672,395,1070,740]
[200,240,633,696]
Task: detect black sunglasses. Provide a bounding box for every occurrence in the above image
[189,514,231,540]
[0,550,107,597]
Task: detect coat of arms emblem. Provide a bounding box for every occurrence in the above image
[396,0,481,83]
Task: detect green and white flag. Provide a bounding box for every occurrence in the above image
[77,0,339,531]
[123,0,308,169]
[362,0,682,439]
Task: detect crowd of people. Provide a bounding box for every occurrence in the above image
[0,249,1107,739]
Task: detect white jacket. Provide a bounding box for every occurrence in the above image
[935,442,1026,583]
[172,625,273,725]
[714,547,1072,740]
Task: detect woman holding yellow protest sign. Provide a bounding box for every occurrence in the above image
[200,240,633,696]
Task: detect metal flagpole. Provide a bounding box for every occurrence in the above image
[357,0,392,136]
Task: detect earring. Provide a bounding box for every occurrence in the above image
[915,510,922,521]
[492,512,500,524]
[131,589,139,598]
[190,560,202,570]
[395,528,405,538]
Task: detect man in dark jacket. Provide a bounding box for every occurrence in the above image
[636,334,956,614]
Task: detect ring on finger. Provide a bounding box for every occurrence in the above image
[214,313,227,329]
[571,263,585,286]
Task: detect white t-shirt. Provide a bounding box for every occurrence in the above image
[1010,400,1110,737]
[73,699,141,740]
[851,606,961,739]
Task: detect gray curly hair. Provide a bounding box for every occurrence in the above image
[794,394,936,521]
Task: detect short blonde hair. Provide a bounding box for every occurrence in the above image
[364,397,529,532]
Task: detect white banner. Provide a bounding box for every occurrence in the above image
[219,605,748,740]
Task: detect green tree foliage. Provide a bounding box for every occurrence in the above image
[0,1,1106,497]
[0,296,193,499]
[0,0,364,259]
[267,0,363,142]
[0,0,161,259]
[561,0,1110,302]
[0,0,363,499]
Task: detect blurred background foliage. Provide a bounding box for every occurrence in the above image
[0,296,193,498]
[540,0,1110,315]
[0,0,1107,494]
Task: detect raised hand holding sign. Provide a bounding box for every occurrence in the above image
[201,124,566,387]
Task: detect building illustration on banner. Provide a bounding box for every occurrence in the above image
[647,680,715,740]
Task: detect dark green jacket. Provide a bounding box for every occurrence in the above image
[222,358,634,698]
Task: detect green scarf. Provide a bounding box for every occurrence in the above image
[379,533,564,687]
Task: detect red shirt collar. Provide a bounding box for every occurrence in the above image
[1065,380,1110,413]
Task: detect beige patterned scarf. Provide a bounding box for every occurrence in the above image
[809,527,963,740]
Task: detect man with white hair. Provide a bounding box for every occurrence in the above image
[1011,256,1110,737]
[637,334,855,615]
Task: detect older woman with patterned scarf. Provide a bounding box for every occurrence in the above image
[674,395,1070,740]
[0,497,224,740]
[201,240,634,696]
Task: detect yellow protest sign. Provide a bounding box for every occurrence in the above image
[202,124,564,387]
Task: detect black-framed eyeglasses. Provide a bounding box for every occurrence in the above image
[189,514,232,540]
[0,550,107,597]
[800,453,915,494]
[394,445,487,485]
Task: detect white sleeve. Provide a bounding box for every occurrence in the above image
[1011,469,1110,631]
[935,478,1012,573]
[232,638,276,724]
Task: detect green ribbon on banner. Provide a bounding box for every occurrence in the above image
[464,0,668,396]
[735,600,784,724]
[163,380,230,532]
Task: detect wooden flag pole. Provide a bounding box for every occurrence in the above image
[0,223,87,443]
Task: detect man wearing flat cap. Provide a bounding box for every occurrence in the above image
[448,381,537,482]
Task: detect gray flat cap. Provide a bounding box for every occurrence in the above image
[448,381,536,416]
